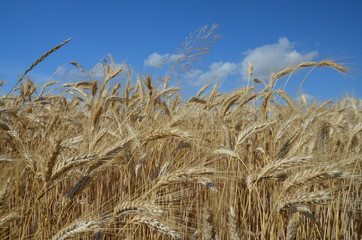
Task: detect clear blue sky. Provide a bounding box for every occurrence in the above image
[1,0,362,100]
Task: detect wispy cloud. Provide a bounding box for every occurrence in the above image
[241,37,318,81]
[193,62,240,86]
[55,62,128,81]
[144,53,184,68]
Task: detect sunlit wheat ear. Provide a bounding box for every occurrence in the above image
[43,140,62,183]
[157,167,215,186]
[133,216,182,240]
[221,87,254,116]
[51,219,104,240]
[282,166,344,192]
[277,190,331,214]
[213,148,240,159]
[248,62,254,77]
[197,84,210,97]
[246,155,312,190]
[36,81,57,99]
[69,61,85,72]
[235,121,275,147]
[50,153,98,182]
[274,90,295,110]
[113,201,165,218]
[269,60,347,90]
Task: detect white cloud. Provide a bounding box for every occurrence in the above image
[181,62,240,87]
[50,62,129,86]
[196,62,240,86]
[241,37,318,81]
[182,37,318,87]
[144,53,183,68]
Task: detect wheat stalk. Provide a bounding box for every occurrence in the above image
[228,206,241,240]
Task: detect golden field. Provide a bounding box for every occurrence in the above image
[0,31,361,239]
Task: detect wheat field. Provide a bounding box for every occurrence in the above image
[0,32,361,240]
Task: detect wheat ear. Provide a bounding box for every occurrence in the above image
[283,166,343,192]
[133,215,182,240]
[246,155,312,189]
[113,201,165,218]
[51,219,103,240]
[278,190,331,212]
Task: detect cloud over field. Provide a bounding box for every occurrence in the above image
[241,37,318,81]
[185,62,241,86]
[144,53,184,68]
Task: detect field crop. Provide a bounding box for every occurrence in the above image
[0,30,361,239]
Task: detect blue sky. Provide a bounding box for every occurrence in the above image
[1,0,362,100]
